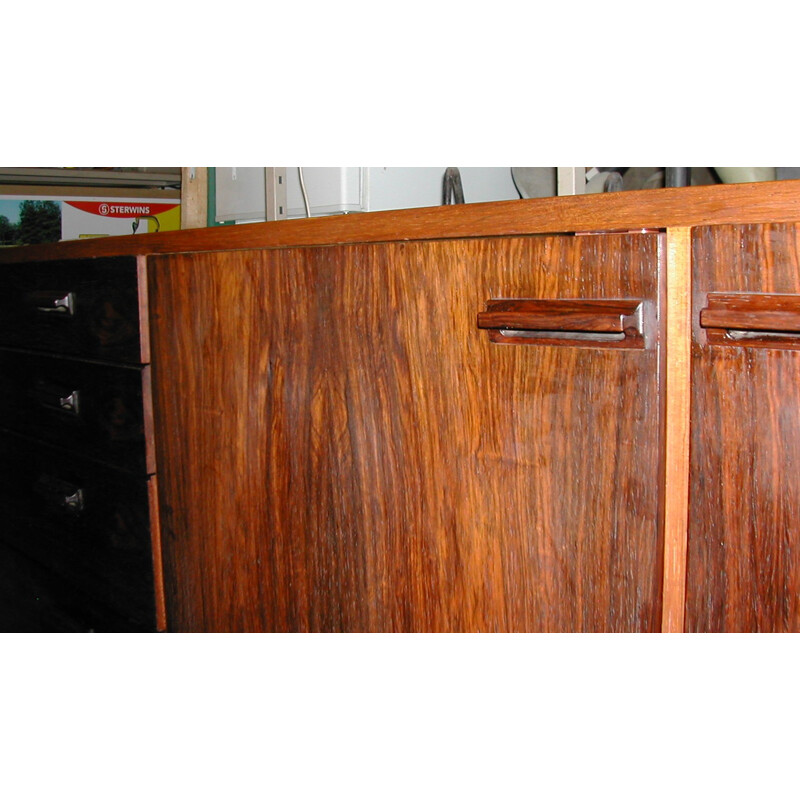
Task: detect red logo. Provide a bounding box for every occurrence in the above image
[65,201,178,218]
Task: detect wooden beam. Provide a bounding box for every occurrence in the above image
[4,180,800,264]
[180,168,208,229]
[661,227,692,632]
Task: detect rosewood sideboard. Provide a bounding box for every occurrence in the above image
[2,181,800,632]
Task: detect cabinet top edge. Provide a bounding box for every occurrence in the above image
[2,181,800,265]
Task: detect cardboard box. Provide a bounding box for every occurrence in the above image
[0,193,181,245]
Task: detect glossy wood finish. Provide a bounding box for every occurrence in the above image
[477,298,645,348]
[477,298,643,332]
[4,183,800,633]
[150,233,665,632]
[687,223,800,631]
[700,292,800,350]
[3,181,800,266]
[700,292,800,332]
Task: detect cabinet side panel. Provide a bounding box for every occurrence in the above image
[149,235,663,632]
[688,224,800,632]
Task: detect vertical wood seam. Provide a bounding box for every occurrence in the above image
[142,254,167,631]
[661,227,692,632]
[137,254,151,363]
[148,475,168,632]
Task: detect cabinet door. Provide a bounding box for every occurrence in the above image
[688,223,800,632]
[149,234,664,632]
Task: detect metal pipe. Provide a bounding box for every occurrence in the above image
[666,168,690,188]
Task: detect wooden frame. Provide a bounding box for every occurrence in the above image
[661,228,692,632]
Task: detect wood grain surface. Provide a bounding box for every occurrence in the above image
[687,223,800,631]
[476,298,643,332]
[149,233,665,632]
[700,292,800,332]
[660,228,692,633]
[700,292,800,350]
[3,181,800,265]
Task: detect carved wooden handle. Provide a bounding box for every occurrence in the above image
[700,293,800,349]
[700,293,800,332]
[477,298,644,348]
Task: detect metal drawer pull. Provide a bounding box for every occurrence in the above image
[700,293,800,349]
[34,382,81,416]
[34,474,85,514]
[31,290,76,316]
[477,298,645,348]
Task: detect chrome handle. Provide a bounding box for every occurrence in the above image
[34,474,85,514]
[30,290,76,316]
[34,382,81,416]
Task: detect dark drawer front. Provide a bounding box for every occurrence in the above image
[0,350,148,473]
[0,541,148,632]
[0,257,142,363]
[0,432,156,629]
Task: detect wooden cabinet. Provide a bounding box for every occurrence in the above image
[3,182,800,632]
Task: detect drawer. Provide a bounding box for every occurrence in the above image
[0,541,149,632]
[0,350,149,473]
[0,431,157,629]
[0,256,143,363]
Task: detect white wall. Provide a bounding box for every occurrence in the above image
[214,167,520,223]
